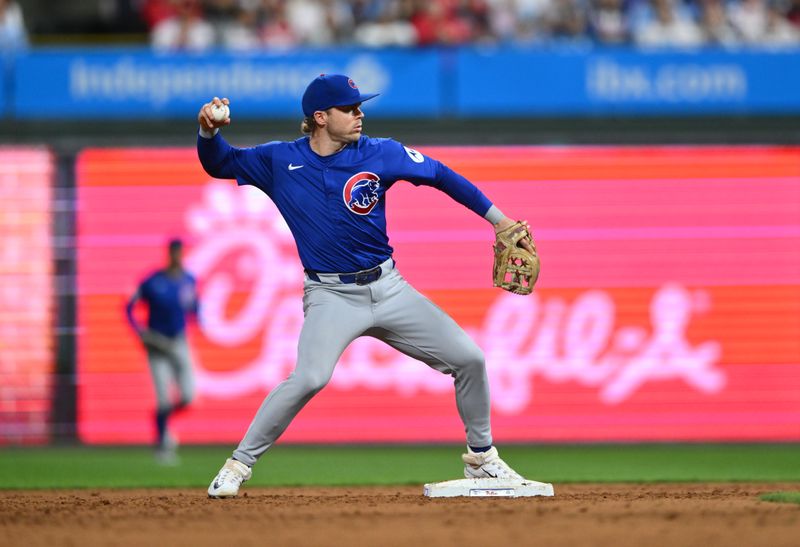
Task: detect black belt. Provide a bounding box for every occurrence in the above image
[306,260,393,285]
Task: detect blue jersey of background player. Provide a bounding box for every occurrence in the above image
[126,238,198,464]
[199,74,538,498]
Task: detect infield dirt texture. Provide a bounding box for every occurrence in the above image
[2,446,799,546]
[3,483,800,547]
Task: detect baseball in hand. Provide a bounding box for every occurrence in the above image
[211,104,230,123]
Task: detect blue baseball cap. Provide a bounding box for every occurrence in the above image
[301,74,379,117]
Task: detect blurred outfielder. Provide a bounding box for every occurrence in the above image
[126,238,199,464]
[197,74,539,498]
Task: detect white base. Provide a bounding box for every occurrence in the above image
[423,478,554,498]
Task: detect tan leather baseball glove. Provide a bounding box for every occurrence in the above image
[493,221,540,295]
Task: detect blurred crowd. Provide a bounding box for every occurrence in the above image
[2,0,800,52]
[142,0,800,50]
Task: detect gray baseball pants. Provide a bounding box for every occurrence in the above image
[232,259,493,467]
[147,334,195,412]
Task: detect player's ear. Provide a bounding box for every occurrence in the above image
[313,110,327,128]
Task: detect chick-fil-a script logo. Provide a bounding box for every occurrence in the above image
[184,181,725,413]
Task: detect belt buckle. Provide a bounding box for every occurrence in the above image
[354,266,381,285]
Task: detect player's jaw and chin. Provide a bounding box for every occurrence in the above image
[325,104,364,144]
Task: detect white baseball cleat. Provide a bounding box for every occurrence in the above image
[208,458,252,499]
[163,430,178,451]
[462,446,524,480]
[154,447,180,466]
[154,431,180,466]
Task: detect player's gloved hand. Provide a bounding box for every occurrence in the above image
[492,218,540,295]
[198,97,231,132]
[493,218,535,254]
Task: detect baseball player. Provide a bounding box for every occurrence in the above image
[198,74,537,498]
[126,238,199,464]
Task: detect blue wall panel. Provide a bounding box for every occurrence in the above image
[14,48,443,119]
[455,47,800,115]
[12,47,800,118]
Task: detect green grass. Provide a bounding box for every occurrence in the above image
[1,444,799,490]
[760,491,800,505]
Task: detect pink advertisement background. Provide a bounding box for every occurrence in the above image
[0,148,53,445]
[76,146,800,444]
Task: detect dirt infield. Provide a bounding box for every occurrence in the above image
[2,483,799,547]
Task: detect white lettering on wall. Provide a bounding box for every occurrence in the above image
[186,181,725,413]
[587,58,747,103]
[69,56,390,106]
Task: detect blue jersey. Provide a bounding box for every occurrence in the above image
[197,133,494,272]
[127,269,198,338]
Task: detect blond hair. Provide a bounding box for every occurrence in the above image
[300,116,319,135]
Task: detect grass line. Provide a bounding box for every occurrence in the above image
[1,444,799,490]
[760,491,800,505]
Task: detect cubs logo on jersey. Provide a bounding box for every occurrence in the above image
[343,172,381,215]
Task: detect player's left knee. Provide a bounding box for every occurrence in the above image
[289,368,332,396]
[175,382,195,408]
[457,344,486,374]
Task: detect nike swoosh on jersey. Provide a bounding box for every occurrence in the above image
[288,164,304,170]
